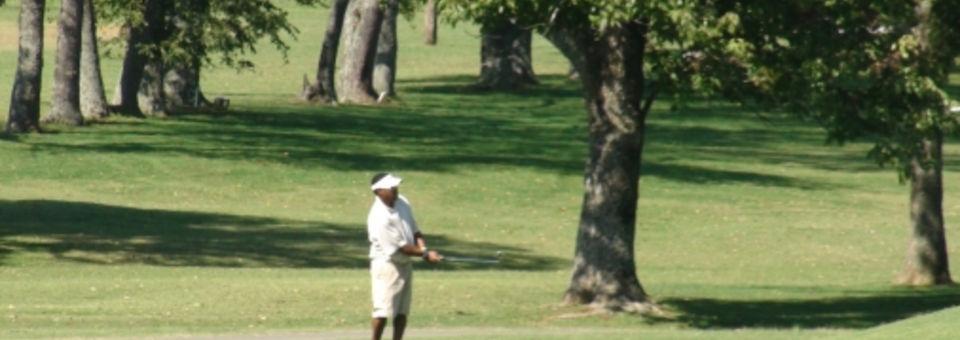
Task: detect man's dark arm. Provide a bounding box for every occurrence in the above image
[398,232,441,262]
[398,243,425,256]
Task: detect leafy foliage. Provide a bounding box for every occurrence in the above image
[96,0,324,69]
[717,0,960,176]
[445,0,960,177]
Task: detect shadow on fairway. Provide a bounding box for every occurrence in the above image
[18,75,842,190]
[659,286,960,329]
[0,199,564,271]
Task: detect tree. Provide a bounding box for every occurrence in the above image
[109,0,157,116]
[105,0,310,114]
[477,19,537,90]
[373,0,400,99]
[720,0,959,285]
[338,0,383,104]
[445,1,728,312]
[301,0,350,103]
[6,0,45,133]
[80,0,109,120]
[47,0,85,125]
[163,0,210,109]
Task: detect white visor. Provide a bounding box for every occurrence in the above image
[371,174,402,191]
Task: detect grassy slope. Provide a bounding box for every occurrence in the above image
[1,0,959,338]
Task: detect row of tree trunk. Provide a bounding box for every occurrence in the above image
[6,0,209,133]
[301,0,538,104]
[112,0,208,117]
[302,0,397,104]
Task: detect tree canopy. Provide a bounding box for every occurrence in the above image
[97,0,323,69]
[719,0,960,176]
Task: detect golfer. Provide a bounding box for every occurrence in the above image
[367,172,442,340]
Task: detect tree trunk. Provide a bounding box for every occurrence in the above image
[423,0,437,45]
[6,0,45,133]
[136,0,168,117]
[111,0,166,116]
[899,132,953,285]
[478,20,537,90]
[79,0,108,120]
[373,0,398,100]
[138,59,167,117]
[164,64,204,109]
[338,0,382,105]
[111,23,147,116]
[546,22,658,313]
[47,0,84,125]
[301,0,349,103]
[163,1,207,110]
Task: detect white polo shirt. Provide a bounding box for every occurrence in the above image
[367,194,420,263]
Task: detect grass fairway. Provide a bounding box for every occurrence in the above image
[2,0,960,338]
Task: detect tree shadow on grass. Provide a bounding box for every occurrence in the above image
[398,74,582,98]
[657,287,960,329]
[11,74,875,188]
[0,199,564,271]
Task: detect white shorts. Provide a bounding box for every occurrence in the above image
[370,260,413,318]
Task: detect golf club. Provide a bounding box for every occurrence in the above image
[444,251,503,264]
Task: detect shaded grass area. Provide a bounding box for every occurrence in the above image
[659,286,960,329]
[0,199,563,270]
[16,75,840,191]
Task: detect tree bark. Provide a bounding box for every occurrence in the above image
[164,64,204,109]
[111,23,148,116]
[136,0,168,117]
[545,21,658,313]
[79,0,108,120]
[301,0,349,103]
[111,0,166,116]
[338,0,382,105]
[47,0,84,125]
[423,0,437,45]
[373,0,399,100]
[478,20,537,90]
[899,132,953,285]
[163,1,208,110]
[138,59,167,117]
[6,0,45,133]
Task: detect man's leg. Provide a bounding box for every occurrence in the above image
[393,314,407,340]
[371,317,387,340]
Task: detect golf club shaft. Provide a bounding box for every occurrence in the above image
[444,256,499,264]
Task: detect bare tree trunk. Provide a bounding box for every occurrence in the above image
[478,20,537,90]
[899,132,953,285]
[301,0,349,103]
[373,0,399,100]
[163,0,208,110]
[423,0,437,45]
[6,0,45,133]
[138,60,167,117]
[111,23,147,116]
[79,0,108,120]
[47,0,84,125]
[136,0,168,117]
[546,21,657,313]
[338,0,382,105]
[111,0,166,117]
[164,64,204,109]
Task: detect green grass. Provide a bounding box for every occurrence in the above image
[856,305,960,339]
[2,0,960,338]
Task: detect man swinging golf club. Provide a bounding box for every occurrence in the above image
[367,172,442,340]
